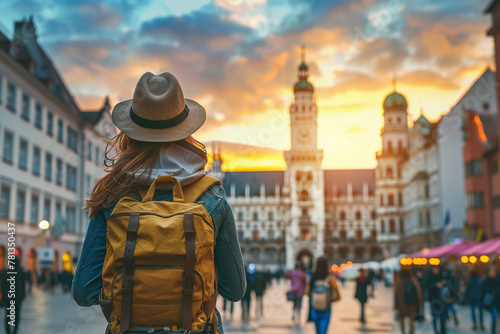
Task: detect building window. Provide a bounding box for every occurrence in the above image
[379,194,384,206]
[253,212,258,221]
[56,159,63,185]
[371,210,376,219]
[389,219,396,233]
[237,231,244,241]
[57,119,64,142]
[47,111,53,136]
[16,190,25,222]
[268,230,275,239]
[397,140,403,152]
[251,249,260,260]
[55,202,62,223]
[67,126,78,152]
[467,192,484,208]
[386,166,393,178]
[66,165,77,191]
[66,206,76,232]
[371,229,377,239]
[397,117,401,124]
[490,160,498,174]
[388,191,394,206]
[7,82,16,111]
[43,198,51,222]
[87,142,93,160]
[340,211,346,220]
[32,146,41,176]
[465,160,483,176]
[252,230,260,239]
[339,229,347,239]
[387,141,393,153]
[45,152,52,181]
[0,185,11,218]
[22,93,30,120]
[355,211,361,220]
[268,211,274,220]
[95,146,100,165]
[18,139,28,170]
[494,195,500,208]
[35,103,43,129]
[426,211,431,227]
[301,229,311,239]
[237,212,243,221]
[355,228,363,239]
[86,174,91,196]
[3,131,14,164]
[30,194,39,225]
[380,220,385,234]
[299,190,309,201]
[388,118,392,125]
[398,192,403,206]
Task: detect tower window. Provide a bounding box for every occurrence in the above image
[340,211,346,220]
[397,117,401,124]
[299,190,309,202]
[388,118,392,125]
[388,191,395,206]
[386,166,393,178]
[355,211,361,220]
[387,141,393,153]
[389,219,396,233]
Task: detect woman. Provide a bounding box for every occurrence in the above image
[465,270,484,330]
[286,260,306,323]
[394,267,422,334]
[355,268,369,324]
[72,72,246,333]
[305,257,340,334]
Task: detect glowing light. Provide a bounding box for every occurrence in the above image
[461,256,468,264]
[469,256,477,264]
[474,115,488,143]
[346,261,353,268]
[39,220,50,230]
[480,255,489,263]
[429,258,440,266]
[14,249,19,257]
[62,252,71,263]
[421,258,427,265]
[331,265,338,271]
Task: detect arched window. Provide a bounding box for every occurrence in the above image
[265,249,276,260]
[253,212,258,221]
[339,229,347,239]
[252,230,260,239]
[237,212,243,221]
[355,211,361,220]
[371,210,376,219]
[301,229,311,239]
[379,194,384,206]
[389,219,396,233]
[307,171,312,181]
[397,140,403,152]
[251,249,260,260]
[371,229,377,239]
[299,190,309,202]
[386,166,393,178]
[387,141,393,153]
[380,220,385,233]
[355,229,363,239]
[388,191,394,206]
[340,211,346,220]
[268,211,274,220]
[268,230,275,239]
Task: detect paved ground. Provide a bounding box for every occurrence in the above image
[0,280,496,334]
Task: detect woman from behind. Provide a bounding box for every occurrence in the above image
[306,257,340,334]
[394,267,422,334]
[72,72,246,334]
[355,268,369,324]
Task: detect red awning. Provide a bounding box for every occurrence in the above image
[409,241,476,258]
[460,237,500,256]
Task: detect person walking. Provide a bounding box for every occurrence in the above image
[286,260,306,324]
[254,270,267,317]
[305,257,341,334]
[394,267,422,334]
[465,270,484,330]
[368,268,376,298]
[0,258,26,334]
[482,267,500,334]
[355,268,369,324]
[425,265,447,334]
[72,72,246,334]
[241,267,252,323]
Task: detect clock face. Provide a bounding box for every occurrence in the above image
[298,128,310,144]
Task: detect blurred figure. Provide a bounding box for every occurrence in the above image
[254,271,267,317]
[222,298,234,321]
[241,267,252,323]
[355,268,369,324]
[286,260,306,323]
[441,266,459,327]
[425,265,447,334]
[395,267,422,334]
[482,268,499,334]
[0,258,26,334]
[465,270,484,330]
[368,268,376,298]
[306,257,341,334]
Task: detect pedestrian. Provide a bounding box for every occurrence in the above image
[241,267,252,323]
[0,257,26,334]
[394,267,422,334]
[254,270,267,317]
[482,267,499,334]
[441,265,459,327]
[465,270,484,330]
[222,298,234,321]
[368,268,376,298]
[286,260,306,324]
[425,265,447,334]
[355,268,369,324]
[305,257,341,334]
[72,72,246,334]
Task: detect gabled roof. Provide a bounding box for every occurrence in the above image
[324,169,375,196]
[80,97,110,125]
[222,171,284,197]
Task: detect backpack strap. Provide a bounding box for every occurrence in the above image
[183,175,221,203]
[182,213,196,330]
[120,213,139,333]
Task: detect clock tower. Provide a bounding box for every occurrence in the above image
[284,47,325,269]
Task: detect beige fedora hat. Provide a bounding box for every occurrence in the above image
[111,72,206,142]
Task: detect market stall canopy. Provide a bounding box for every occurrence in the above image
[460,237,500,256]
[408,241,476,258]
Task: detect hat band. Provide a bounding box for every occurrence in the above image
[129,105,189,129]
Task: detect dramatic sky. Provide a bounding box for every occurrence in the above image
[0,0,495,170]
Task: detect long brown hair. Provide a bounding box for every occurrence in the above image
[84,132,206,218]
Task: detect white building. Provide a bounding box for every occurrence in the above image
[0,18,114,273]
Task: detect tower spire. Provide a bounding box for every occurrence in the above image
[392,76,397,92]
[301,45,306,63]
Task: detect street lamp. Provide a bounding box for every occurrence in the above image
[39,220,50,230]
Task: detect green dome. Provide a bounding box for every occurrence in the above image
[383,91,408,112]
[294,80,313,93]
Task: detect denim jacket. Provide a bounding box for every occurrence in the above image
[72,183,246,332]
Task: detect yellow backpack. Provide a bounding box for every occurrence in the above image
[99,174,220,334]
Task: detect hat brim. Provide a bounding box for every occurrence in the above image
[111,98,206,142]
